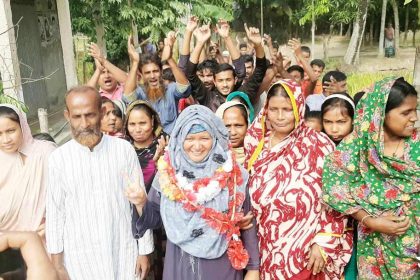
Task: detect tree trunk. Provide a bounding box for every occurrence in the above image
[340,23,343,36]
[369,19,374,45]
[344,0,370,65]
[390,0,400,56]
[345,23,352,37]
[404,5,409,44]
[311,0,315,58]
[413,29,416,47]
[378,0,387,56]
[93,12,107,58]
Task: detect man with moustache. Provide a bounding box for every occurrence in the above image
[46,86,153,280]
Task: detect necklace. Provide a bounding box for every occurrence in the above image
[392,138,403,157]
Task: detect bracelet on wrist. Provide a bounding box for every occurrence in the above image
[361,214,374,227]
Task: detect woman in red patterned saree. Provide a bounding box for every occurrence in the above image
[244,80,352,279]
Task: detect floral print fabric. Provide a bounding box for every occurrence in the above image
[322,77,420,279]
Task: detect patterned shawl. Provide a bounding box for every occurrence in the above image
[152,105,248,259]
[0,104,56,231]
[244,80,349,279]
[322,77,419,278]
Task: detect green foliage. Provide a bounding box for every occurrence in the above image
[70,0,234,65]
[347,70,413,95]
[0,92,29,112]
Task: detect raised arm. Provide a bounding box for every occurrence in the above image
[162,31,189,86]
[123,36,140,101]
[181,16,198,56]
[190,24,212,64]
[216,19,240,61]
[86,58,103,88]
[289,39,318,82]
[89,43,128,84]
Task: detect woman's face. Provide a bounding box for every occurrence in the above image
[183,131,213,163]
[223,107,248,148]
[0,117,23,153]
[267,95,295,137]
[127,109,154,145]
[322,107,353,143]
[384,95,418,138]
[101,102,117,133]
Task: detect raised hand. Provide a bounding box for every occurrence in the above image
[263,34,272,45]
[186,16,199,32]
[216,19,230,39]
[124,174,147,213]
[288,38,303,58]
[244,23,262,46]
[161,31,177,61]
[193,24,211,44]
[153,135,169,162]
[88,42,105,65]
[127,35,140,63]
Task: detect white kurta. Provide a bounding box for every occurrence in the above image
[46,135,153,280]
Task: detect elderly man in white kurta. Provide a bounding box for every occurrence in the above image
[46,86,153,280]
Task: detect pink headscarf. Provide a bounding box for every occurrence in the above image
[0,104,56,231]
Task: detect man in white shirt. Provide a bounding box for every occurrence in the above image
[46,86,153,280]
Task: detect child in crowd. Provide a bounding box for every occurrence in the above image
[304,107,322,132]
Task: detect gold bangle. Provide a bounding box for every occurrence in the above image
[361,214,373,227]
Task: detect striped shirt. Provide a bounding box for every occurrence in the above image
[46,135,153,279]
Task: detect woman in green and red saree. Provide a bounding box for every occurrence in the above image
[323,77,419,279]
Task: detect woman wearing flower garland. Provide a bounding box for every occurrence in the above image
[322,77,419,279]
[126,105,259,280]
[244,80,352,279]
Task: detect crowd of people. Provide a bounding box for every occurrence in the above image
[0,16,418,280]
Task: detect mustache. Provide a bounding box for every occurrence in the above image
[71,125,102,145]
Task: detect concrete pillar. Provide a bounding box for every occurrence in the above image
[0,0,24,101]
[56,0,77,89]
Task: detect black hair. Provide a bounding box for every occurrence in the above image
[321,92,355,120]
[267,83,289,102]
[197,59,218,74]
[0,106,20,125]
[287,65,304,79]
[301,46,311,55]
[239,43,247,49]
[225,104,249,126]
[139,53,162,71]
[33,133,56,143]
[304,109,322,121]
[101,96,114,106]
[162,68,175,82]
[322,71,347,87]
[385,77,418,114]
[242,54,254,65]
[214,63,236,78]
[310,59,325,69]
[113,104,123,119]
[353,91,366,106]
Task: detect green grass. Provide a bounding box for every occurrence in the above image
[346,70,413,96]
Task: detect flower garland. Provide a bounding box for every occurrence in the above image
[157,150,250,270]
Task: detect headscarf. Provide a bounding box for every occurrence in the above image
[0,104,56,231]
[215,101,249,164]
[227,91,255,122]
[322,77,419,279]
[244,80,349,279]
[152,105,248,259]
